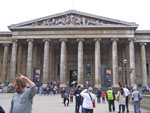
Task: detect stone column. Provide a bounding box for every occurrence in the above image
[129,39,136,86]
[10,40,18,82]
[26,39,33,80]
[17,45,22,74]
[94,38,101,88]
[140,43,147,86]
[111,38,119,87]
[43,39,50,84]
[1,44,9,83]
[60,39,67,87]
[77,39,84,86]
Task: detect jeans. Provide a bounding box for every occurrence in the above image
[75,100,81,113]
[125,96,129,112]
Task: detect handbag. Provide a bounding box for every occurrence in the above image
[89,93,96,108]
[116,95,119,101]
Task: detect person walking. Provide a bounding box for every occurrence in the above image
[9,73,36,113]
[97,88,102,103]
[80,87,96,113]
[106,87,116,112]
[74,85,82,113]
[61,88,66,103]
[132,86,142,113]
[117,87,126,113]
[123,86,130,113]
[64,92,69,106]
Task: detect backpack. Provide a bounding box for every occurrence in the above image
[138,93,142,100]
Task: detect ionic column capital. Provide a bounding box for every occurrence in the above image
[140,42,147,46]
[3,43,9,46]
[43,39,50,42]
[77,38,84,42]
[27,39,34,42]
[111,38,119,41]
[59,38,67,42]
[94,38,102,42]
[128,38,136,42]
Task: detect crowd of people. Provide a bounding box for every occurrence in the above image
[0,74,146,113]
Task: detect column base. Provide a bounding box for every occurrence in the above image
[112,84,119,87]
[60,84,67,87]
[94,84,101,88]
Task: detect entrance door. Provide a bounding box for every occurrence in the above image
[69,70,77,87]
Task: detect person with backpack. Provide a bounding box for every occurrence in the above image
[80,87,96,113]
[132,85,142,113]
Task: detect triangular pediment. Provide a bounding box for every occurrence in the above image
[9,10,138,30]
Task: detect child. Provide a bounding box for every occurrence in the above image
[69,88,74,102]
[101,91,106,103]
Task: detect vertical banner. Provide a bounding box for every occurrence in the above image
[33,67,40,87]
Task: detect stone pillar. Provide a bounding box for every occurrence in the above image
[1,44,9,83]
[111,39,119,87]
[43,39,50,84]
[17,45,22,74]
[10,40,18,82]
[129,39,136,86]
[94,38,101,88]
[140,43,147,86]
[60,39,67,87]
[77,39,84,86]
[26,39,33,80]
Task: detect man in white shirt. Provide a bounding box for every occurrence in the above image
[80,87,96,113]
[123,86,130,113]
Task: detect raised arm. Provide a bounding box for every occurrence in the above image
[18,73,35,87]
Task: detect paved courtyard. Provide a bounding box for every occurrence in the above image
[0,93,149,113]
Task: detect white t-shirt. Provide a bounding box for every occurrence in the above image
[123,88,130,96]
[80,89,96,109]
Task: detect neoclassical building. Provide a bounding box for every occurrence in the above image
[0,10,150,87]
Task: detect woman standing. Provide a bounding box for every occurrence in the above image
[117,87,126,113]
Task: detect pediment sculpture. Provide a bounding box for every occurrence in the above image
[29,14,119,27]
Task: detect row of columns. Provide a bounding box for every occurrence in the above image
[1,38,148,87]
[59,38,141,87]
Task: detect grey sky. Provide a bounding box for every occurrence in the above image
[0,0,150,31]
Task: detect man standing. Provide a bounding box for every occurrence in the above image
[80,87,96,113]
[132,86,142,113]
[106,87,115,112]
[97,88,102,103]
[74,85,82,113]
[9,74,37,113]
[123,86,130,113]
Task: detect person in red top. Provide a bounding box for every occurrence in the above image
[57,81,60,88]
[101,92,106,103]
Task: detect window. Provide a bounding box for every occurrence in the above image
[146,63,149,75]
[57,64,60,76]
[86,64,91,76]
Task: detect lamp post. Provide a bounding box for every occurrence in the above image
[118,66,122,81]
[123,59,127,86]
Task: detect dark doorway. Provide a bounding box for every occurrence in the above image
[102,66,111,87]
[69,70,77,87]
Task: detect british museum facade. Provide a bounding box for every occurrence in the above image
[0,10,150,87]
